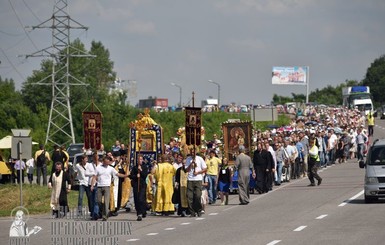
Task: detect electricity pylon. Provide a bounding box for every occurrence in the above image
[26,0,94,146]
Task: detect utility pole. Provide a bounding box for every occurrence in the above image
[26,0,94,146]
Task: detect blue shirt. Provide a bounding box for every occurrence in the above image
[296,142,304,160]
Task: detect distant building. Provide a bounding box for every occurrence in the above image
[201,98,218,107]
[138,97,168,109]
[109,79,137,105]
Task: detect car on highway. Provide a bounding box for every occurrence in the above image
[361,138,385,203]
[66,143,84,165]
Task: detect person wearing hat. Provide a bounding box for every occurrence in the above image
[205,150,221,204]
[308,137,322,186]
[367,111,375,137]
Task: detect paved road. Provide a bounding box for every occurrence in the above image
[2,120,385,245]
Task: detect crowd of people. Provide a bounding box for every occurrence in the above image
[5,104,376,222]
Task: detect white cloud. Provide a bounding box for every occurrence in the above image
[184,49,207,63]
[214,0,315,15]
[228,38,267,51]
[123,20,156,35]
[71,0,133,22]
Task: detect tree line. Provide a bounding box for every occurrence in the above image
[272,55,385,108]
[1,39,384,158]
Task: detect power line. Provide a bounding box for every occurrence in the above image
[0,47,26,81]
[8,0,39,51]
[2,36,28,51]
[27,0,95,146]
[0,30,24,37]
[22,0,42,23]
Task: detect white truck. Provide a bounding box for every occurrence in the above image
[342,86,374,115]
[201,98,218,112]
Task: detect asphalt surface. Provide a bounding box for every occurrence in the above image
[2,119,385,245]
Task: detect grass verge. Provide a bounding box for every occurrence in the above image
[0,183,79,217]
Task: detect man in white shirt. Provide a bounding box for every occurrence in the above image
[327,129,338,165]
[14,159,26,184]
[74,155,91,216]
[173,154,183,170]
[356,128,368,162]
[284,138,298,182]
[26,158,34,185]
[185,154,207,217]
[91,156,128,221]
[85,151,102,220]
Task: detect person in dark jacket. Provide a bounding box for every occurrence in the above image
[174,154,189,216]
[51,145,68,173]
[253,142,273,194]
[129,155,148,221]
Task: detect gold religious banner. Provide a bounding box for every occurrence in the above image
[185,107,202,146]
[129,108,163,167]
[222,121,252,163]
[83,111,102,150]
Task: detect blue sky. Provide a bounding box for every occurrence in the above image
[1,0,385,107]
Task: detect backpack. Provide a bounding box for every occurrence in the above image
[37,151,46,167]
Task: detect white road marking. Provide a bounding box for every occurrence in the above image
[181,222,191,225]
[223,171,333,212]
[164,227,176,230]
[293,226,307,231]
[209,213,218,216]
[127,238,140,242]
[196,217,205,220]
[147,233,158,236]
[266,240,281,245]
[339,190,364,207]
[316,214,328,219]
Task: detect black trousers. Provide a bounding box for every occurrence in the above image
[132,183,147,216]
[368,125,374,136]
[308,158,321,184]
[36,165,47,186]
[255,166,269,193]
[16,170,25,184]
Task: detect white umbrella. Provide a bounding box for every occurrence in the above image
[0,135,39,149]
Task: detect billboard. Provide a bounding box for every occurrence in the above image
[272,66,308,85]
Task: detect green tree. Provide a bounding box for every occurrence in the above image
[20,39,121,146]
[0,77,39,138]
[363,55,385,105]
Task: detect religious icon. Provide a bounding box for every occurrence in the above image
[222,122,251,163]
[9,208,42,237]
[88,119,96,130]
[189,115,196,126]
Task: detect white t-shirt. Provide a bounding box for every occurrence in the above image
[285,145,297,159]
[85,162,99,185]
[26,158,34,174]
[329,134,337,148]
[95,164,118,187]
[185,155,207,181]
[173,162,182,170]
[75,163,89,186]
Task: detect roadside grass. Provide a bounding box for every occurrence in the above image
[0,183,80,217]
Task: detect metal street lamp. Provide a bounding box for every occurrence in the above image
[170,82,182,107]
[208,80,220,108]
